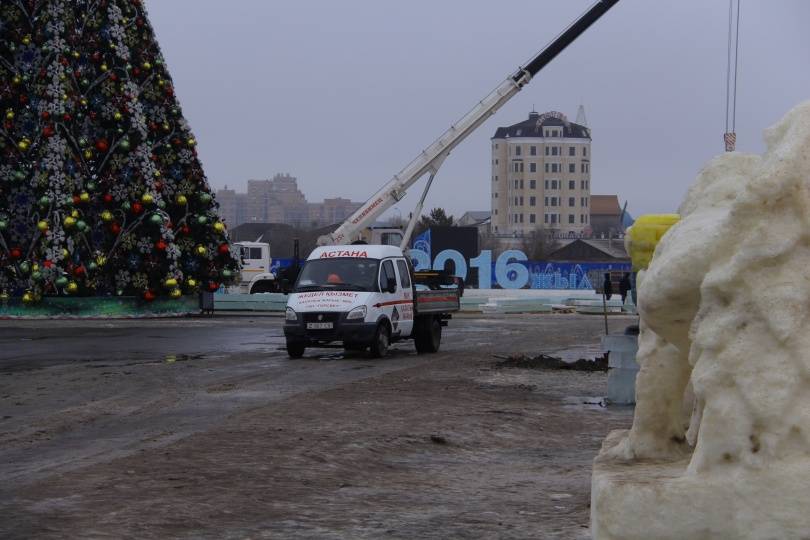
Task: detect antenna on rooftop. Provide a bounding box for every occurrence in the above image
[576,103,588,126]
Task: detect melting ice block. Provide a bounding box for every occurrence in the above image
[591,100,810,539]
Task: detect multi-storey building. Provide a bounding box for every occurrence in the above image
[216,174,363,229]
[490,110,591,237]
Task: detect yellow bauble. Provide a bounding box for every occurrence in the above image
[169,288,182,299]
[32,264,40,272]
[64,216,76,227]
[37,220,49,232]
[18,139,30,151]
[71,209,79,218]
[187,138,196,147]
[101,210,113,222]
[61,248,69,258]
[5,110,13,120]
[195,245,207,256]
[100,63,108,71]
[175,194,188,205]
[113,111,123,121]
[66,282,78,293]
[79,192,90,203]
[186,278,197,288]
[84,149,93,159]
[96,255,106,267]
[164,278,178,288]
[142,61,152,70]
[141,193,154,204]
[22,291,34,304]
[213,222,225,233]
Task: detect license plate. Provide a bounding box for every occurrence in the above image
[307,322,333,329]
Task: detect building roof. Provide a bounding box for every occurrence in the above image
[492,111,590,140]
[457,210,491,225]
[547,238,629,262]
[590,195,622,216]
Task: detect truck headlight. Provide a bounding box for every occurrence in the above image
[285,307,297,321]
[346,306,367,320]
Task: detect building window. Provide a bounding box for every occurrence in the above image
[495,159,499,165]
[568,197,575,206]
[544,180,549,189]
[553,129,559,137]
[569,146,576,156]
[580,180,584,189]
[569,180,575,189]
[529,163,536,173]
[551,197,558,207]
[551,146,559,156]
[545,146,550,156]
[513,163,519,173]
[551,180,558,189]
[514,180,519,188]
[530,196,536,206]
[495,143,499,149]
[494,209,498,215]
[520,213,524,223]
[514,197,519,205]
[551,214,558,224]
[494,192,498,198]
[519,196,524,206]
[520,162,524,172]
[583,146,588,157]
[544,196,549,206]
[581,163,590,173]
[569,163,575,173]
[580,214,584,224]
[515,146,522,156]
[514,214,518,223]
[545,163,549,173]
[530,146,537,156]
[544,214,549,224]
[581,163,586,173]
[530,214,536,224]
[529,180,536,189]
[519,180,523,189]
[551,164,559,173]
[568,214,575,224]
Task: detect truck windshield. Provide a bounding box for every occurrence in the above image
[294,258,380,292]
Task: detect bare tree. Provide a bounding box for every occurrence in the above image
[521,228,561,260]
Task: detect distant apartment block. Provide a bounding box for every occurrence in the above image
[216,173,363,229]
[490,110,592,237]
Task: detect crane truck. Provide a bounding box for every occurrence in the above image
[284,0,620,358]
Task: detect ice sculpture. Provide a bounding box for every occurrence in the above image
[591,101,810,540]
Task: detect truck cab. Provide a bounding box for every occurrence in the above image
[283,245,459,358]
[231,241,278,294]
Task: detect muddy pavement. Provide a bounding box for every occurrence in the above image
[1,313,635,539]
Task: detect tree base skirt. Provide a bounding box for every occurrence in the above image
[0,296,200,319]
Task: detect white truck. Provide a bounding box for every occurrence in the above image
[284,245,460,358]
[229,241,279,294]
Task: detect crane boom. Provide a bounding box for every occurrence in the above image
[319,0,620,247]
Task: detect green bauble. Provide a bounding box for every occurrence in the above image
[196,215,208,225]
[149,213,163,225]
[31,270,43,282]
[39,196,50,206]
[55,276,69,287]
[19,262,30,274]
[76,220,87,231]
[199,193,212,204]
[0,220,7,230]
[119,139,131,151]
[14,171,25,182]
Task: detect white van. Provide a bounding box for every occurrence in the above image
[283,245,460,358]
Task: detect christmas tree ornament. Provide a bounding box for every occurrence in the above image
[141,193,154,205]
[79,192,91,203]
[55,276,69,288]
[64,216,77,228]
[195,245,207,256]
[186,278,197,288]
[66,282,79,294]
[199,193,212,204]
[0,220,7,231]
[119,139,131,151]
[22,291,34,304]
[197,215,208,225]
[101,210,113,222]
[10,248,22,259]
[164,278,178,288]
[37,220,49,232]
[143,290,156,302]
[169,288,182,299]
[149,214,163,225]
[155,240,168,251]
[213,222,226,233]
[19,262,31,274]
[222,269,233,278]
[175,194,188,205]
[38,196,51,207]
[217,243,230,255]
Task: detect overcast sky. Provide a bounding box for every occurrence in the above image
[146,0,810,219]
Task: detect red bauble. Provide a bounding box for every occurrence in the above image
[132,67,141,77]
[10,247,22,259]
[110,73,118,82]
[42,125,55,137]
[91,51,102,63]
[72,195,82,205]
[180,225,190,236]
[143,290,156,302]
[217,243,230,255]
[43,260,53,268]
[41,111,50,120]
[208,282,219,292]
[155,240,167,251]
[103,193,113,204]
[131,202,143,214]
[110,223,121,235]
[154,181,163,191]
[95,139,109,152]
[74,266,86,277]
[63,113,72,122]
[136,17,144,27]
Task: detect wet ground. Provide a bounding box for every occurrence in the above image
[1,313,636,539]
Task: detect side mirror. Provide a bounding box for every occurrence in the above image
[386,277,397,294]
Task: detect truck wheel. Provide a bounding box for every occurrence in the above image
[415,317,442,354]
[369,323,390,358]
[286,340,306,358]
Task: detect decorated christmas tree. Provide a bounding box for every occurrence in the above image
[0,0,238,305]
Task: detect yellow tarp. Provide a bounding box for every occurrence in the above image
[626,214,680,271]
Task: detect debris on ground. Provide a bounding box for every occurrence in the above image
[494,353,609,372]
